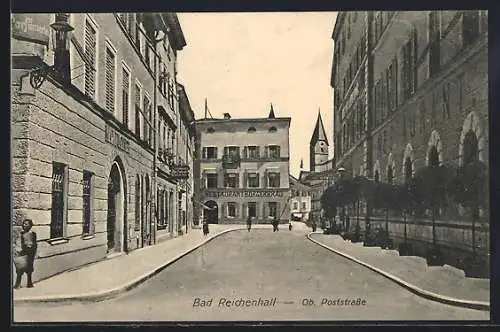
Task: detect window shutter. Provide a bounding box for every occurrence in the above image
[277,146,281,158]
[265,146,269,158]
[105,48,115,113]
[256,146,260,158]
[84,21,96,99]
[235,203,240,219]
[242,202,246,219]
[202,147,207,159]
[243,146,248,159]
[122,69,129,126]
[243,172,247,189]
[224,146,228,157]
[263,171,267,189]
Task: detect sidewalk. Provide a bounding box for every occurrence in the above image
[308,233,490,310]
[14,224,267,304]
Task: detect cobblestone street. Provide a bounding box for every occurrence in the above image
[14,229,488,322]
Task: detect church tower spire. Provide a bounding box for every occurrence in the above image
[309,109,329,172]
[268,103,276,119]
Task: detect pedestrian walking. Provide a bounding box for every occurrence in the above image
[272,216,279,232]
[13,219,37,289]
[288,222,292,231]
[246,215,252,232]
[312,221,317,232]
[202,221,209,237]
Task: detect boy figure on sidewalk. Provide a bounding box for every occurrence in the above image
[14,219,37,289]
[246,215,252,232]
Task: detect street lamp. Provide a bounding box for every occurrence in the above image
[30,13,74,89]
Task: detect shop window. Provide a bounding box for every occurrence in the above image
[268,202,278,218]
[293,202,298,210]
[51,162,67,239]
[247,172,260,188]
[248,202,257,218]
[227,202,237,218]
[82,170,93,235]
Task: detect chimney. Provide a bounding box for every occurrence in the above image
[223,113,231,119]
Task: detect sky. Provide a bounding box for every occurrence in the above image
[177,12,338,177]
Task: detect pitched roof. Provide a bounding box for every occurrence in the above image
[310,110,329,146]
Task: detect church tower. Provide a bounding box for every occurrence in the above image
[309,110,329,172]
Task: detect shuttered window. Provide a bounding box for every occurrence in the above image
[105,47,116,113]
[135,84,141,137]
[143,95,150,143]
[84,20,96,99]
[122,68,129,127]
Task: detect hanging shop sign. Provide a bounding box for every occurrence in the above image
[11,14,51,45]
[171,165,190,180]
[105,124,130,153]
[205,190,285,198]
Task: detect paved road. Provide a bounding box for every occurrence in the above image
[14,229,489,322]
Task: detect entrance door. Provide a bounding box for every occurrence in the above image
[204,200,218,224]
[107,165,121,253]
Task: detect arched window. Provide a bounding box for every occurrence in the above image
[404,157,412,184]
[428,146,439,167]
[248,127,256,133]
[463,130,479,165]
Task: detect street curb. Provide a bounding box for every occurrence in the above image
[14,227,251,305]
[306,233,490,311]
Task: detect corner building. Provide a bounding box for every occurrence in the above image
[11,13,187,282]
[194,109,291,224]
[331,11,489,268]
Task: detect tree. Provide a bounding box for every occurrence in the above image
[392,183,415,246]
[411,164,454,263]
[447,160,488,262]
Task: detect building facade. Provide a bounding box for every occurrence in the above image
[193,108,291,224]
[11,12,189,281]
[331,11,489,268]
[289,175,311,222]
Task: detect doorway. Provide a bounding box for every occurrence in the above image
[203,200,219,224]
[107,162,125,254]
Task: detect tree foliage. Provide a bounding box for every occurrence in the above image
[447,160,488,209]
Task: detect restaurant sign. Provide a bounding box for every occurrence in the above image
[171,165,190,180]
[205,190,284,198]
[105,125,130,153]
[11,14,51,46]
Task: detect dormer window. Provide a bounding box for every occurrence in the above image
[248,127,256,133]
[269,126,277,133]
[206,127,215,133]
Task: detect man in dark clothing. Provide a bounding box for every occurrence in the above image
[14,219,37,289]
[272,216,279,232]
[246,216,252,232]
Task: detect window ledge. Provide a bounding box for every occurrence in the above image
[47,238,69,246]
[82,234,95,240]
